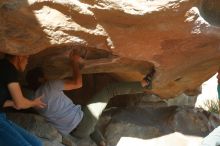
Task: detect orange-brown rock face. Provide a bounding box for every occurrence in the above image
[1,0,220,98]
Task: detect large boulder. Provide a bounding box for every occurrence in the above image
[1,0,220,98]
[6,105,219,146]
[98,106,219,146]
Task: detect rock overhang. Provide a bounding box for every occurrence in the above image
[1,0,220,98]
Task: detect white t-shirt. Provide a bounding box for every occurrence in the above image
[35,80,83,135]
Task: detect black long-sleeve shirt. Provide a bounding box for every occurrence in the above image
[0,59,19,111]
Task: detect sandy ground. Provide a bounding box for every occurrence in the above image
[116,132,203,146]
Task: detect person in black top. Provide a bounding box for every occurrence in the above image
[0,54,46,146]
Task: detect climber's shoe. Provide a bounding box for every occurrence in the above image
[143,68,155,90]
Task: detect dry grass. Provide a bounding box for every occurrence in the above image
[203,99,220,114]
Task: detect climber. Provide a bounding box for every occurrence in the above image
[0,54,46,146]
[25,51,155,146]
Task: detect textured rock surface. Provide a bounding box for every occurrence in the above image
[1,0,220,98]
[6,105,220,146]
[98,106,219,146]
[6,112,64,146]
